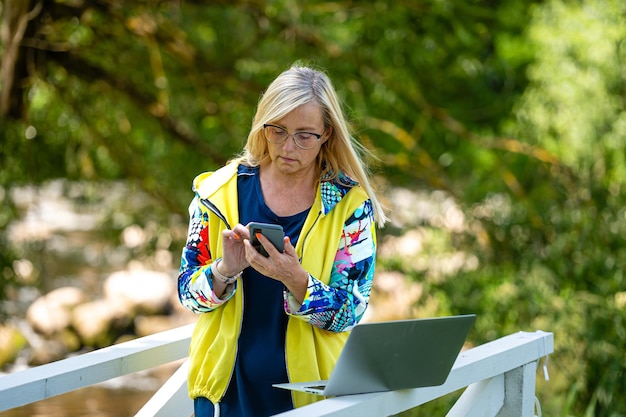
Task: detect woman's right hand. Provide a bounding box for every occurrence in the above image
[218,223,250,276]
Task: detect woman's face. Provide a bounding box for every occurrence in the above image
[265,102,328,176]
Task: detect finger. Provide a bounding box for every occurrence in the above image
[244,238,261,260]
[232,223,250,240]
[222,229,240,241]
[255,232,279,257]
[283,236,297,256]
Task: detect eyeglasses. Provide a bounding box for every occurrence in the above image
[263,124,323,150]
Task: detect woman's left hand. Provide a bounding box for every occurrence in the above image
[244,234,309,303]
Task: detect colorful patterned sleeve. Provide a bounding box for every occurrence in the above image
[178,196,236,314]
[284,199,376,332]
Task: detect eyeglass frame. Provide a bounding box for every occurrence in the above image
[262,123,324,150]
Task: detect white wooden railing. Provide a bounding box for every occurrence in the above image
[0,325,553,417]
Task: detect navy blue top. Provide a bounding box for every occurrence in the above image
[202,166,309,417]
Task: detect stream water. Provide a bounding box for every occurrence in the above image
[0,387,157,417]
[2,181,191,416]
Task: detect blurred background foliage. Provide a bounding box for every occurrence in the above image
[1,0,625,416]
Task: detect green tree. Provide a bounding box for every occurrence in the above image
[2,0,625,415]
[511,1,626,414]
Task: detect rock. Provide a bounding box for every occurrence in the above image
[0,325,27,368]
[28,333,75,366]
[7,319,77,367]
[71,299,132,347]
[134,313,195,337]
[134,315,176,337]
[103,269,175,315]
[26,287,87,336]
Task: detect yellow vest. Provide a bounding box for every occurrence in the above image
[187,162,371,408]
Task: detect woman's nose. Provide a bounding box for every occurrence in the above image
[282,134,298,150]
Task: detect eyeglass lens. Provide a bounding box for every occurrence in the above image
[264,125,320,149]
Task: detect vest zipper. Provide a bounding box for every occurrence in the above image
[199,196,241,405]
[200,197,232,230]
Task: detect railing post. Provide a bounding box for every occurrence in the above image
[135,359,193,417]
[496,361,538,417]
[445,374,505,417]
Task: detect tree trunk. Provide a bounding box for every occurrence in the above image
[0,0,41,120]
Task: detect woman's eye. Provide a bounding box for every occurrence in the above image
[273,128,287,136]
[296,133,314,140]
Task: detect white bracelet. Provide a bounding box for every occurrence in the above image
[211,259,240,284]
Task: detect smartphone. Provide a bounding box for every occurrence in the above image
[248,222,285,257]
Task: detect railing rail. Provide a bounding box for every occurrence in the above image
[0,326,553,417]
[273,330,553,417]
[0,324,195,413]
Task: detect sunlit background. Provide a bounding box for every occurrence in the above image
[1,0,625,416]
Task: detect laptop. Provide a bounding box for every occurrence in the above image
[274,314,476,397]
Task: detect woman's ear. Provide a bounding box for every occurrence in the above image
[322,126,333,143]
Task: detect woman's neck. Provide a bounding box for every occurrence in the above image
[259,164,318,217]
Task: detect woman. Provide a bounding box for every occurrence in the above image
[178,64,387,417]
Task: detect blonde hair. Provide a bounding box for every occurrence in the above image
[234,64,387,226]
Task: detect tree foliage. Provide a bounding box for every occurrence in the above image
[1,0,625,415]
